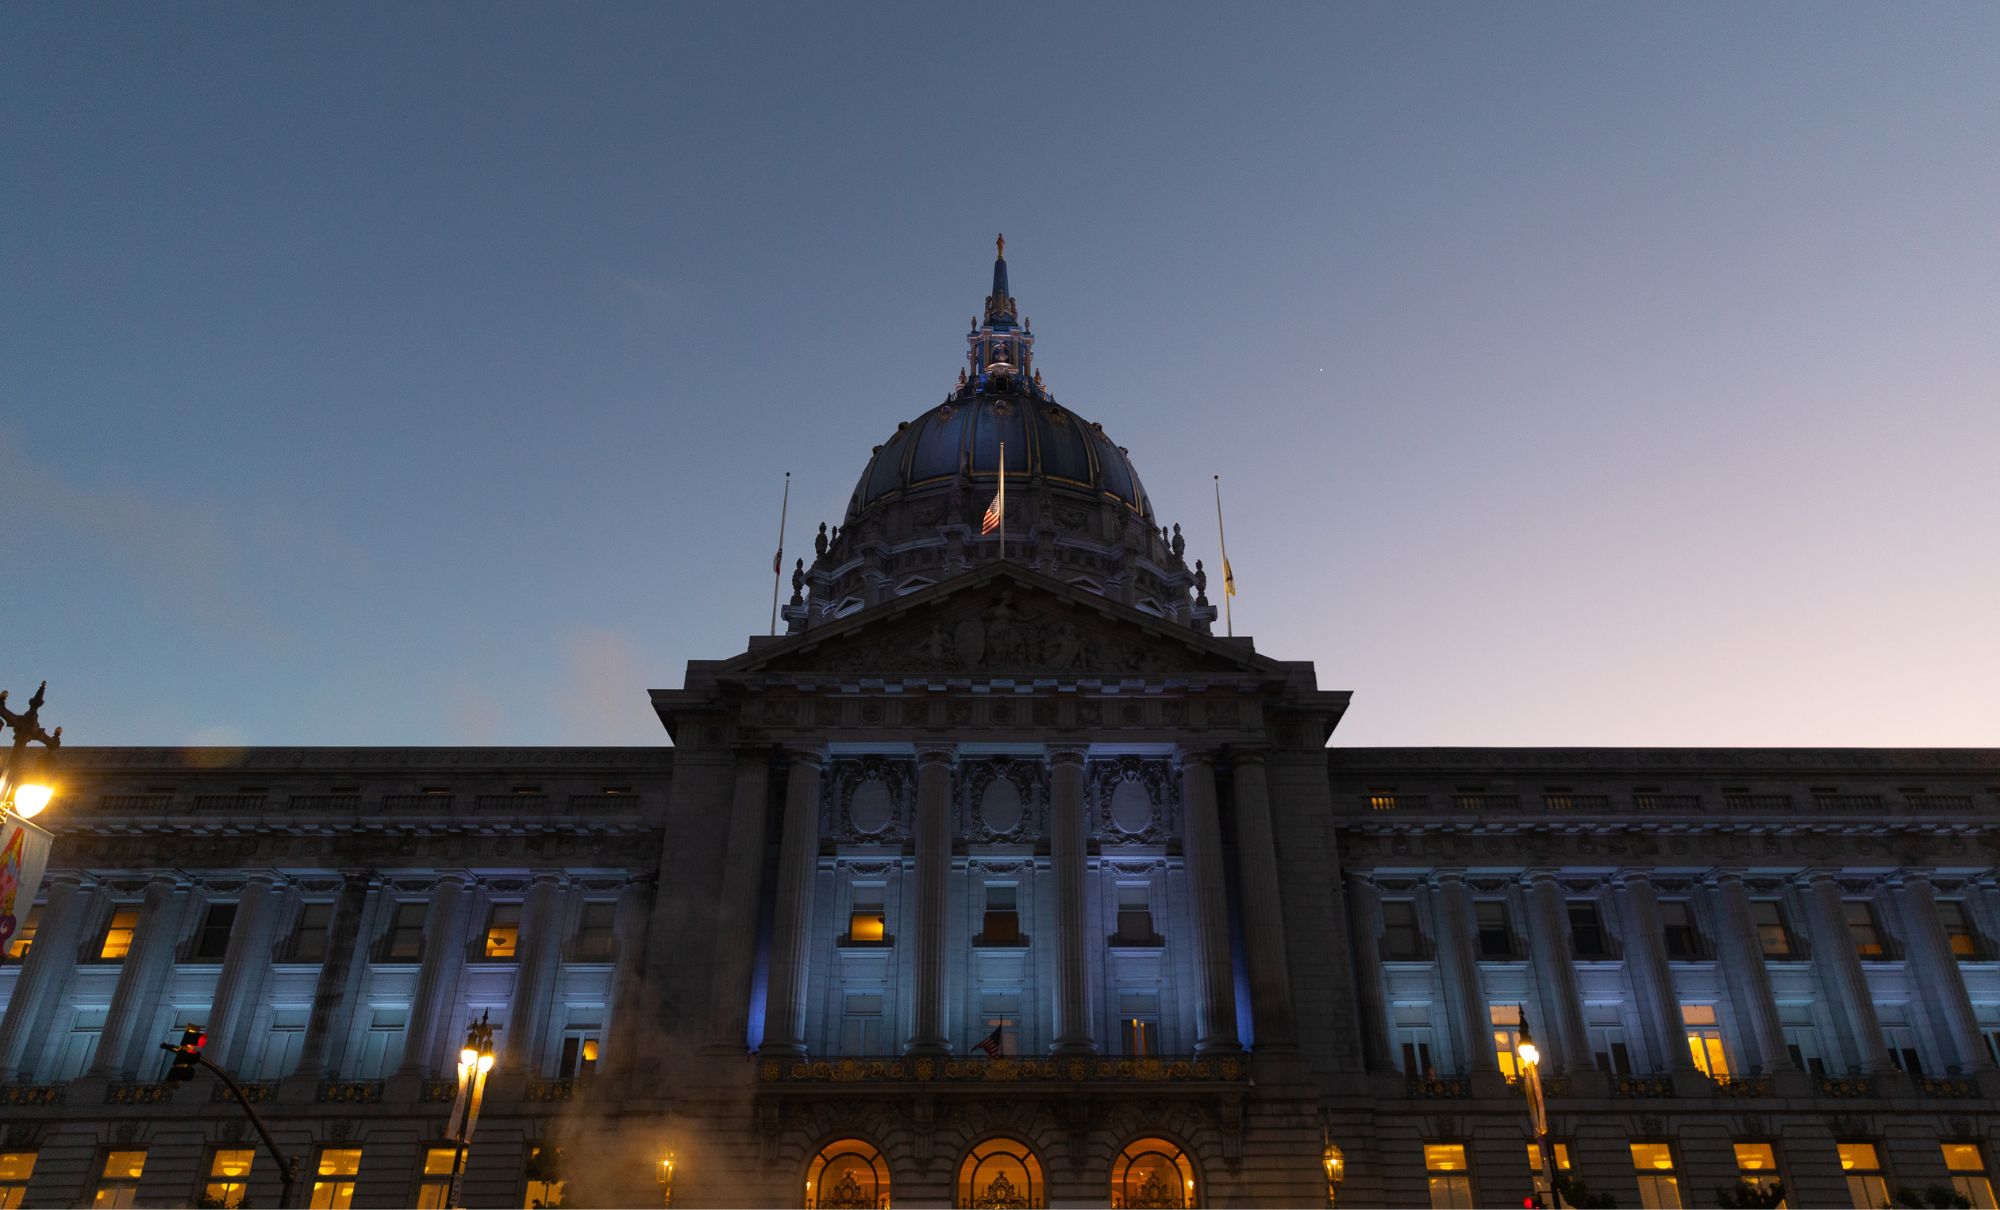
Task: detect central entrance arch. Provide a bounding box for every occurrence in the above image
[805,1139,891,1209]
[1111,1137,1198,1208]
[955,1137,1045,1208]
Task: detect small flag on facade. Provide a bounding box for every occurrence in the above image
[974,1025,1004,1057]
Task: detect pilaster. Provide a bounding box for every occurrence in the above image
[907,742,957,1058]
[1047,744,1094,1055]
[1179,749,1241,1055]
[760,745,826,1057]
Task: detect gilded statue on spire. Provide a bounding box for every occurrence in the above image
[996,232,1005,259]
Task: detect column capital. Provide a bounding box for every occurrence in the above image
[1227,746,1270,767]
[914,742,958,768]
[1176,746,1219,770]
[784,743,829,768]
[1045,744,1088,767]
[528,871,565,889]
[1525,869,1565,887]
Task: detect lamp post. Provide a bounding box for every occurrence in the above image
[1322,1133,1345,1207]
[657,1153,675,1208]
[443,1011,496,1209]
[1515,1007,1552,1208]
[0,681,61,969]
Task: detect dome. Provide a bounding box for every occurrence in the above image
[785,237,1214,636]
[848,393,1152,523]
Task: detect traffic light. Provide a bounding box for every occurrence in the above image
[1522,1195,1547,1209]
[163,1025,207,1082]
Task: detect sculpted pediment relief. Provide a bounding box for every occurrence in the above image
[731,570,1273,681]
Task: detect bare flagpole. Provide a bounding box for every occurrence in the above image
[1214,474,1236,637]
[998,440,1006,559]
[769,471,791,636]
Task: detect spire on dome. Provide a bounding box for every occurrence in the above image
[983,232,1018,328]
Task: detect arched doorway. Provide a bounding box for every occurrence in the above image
[956,1137,1046,1208]
[1111,1137,1198,1208]
[805,1139,891,1209]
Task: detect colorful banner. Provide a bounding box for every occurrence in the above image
[0,813,53,955]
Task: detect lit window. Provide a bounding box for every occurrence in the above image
[981,885,1022,944]
[1943,1144,1999,1210]
[1845,900,1887,958]
[384,903,427,961]
[1528,1143,1574,1210]
[1115,883,1157,945]
[309,1148,362,1210]
[957,1137,1046,1210]
[1839,1143,1891,1210]
[524,1146,565,1209]
[573,901,617,960]
[0,1151,37,1210]
[1568,900,1608,958]
[1490,1004,1524,1079]
[4,907,37,961]
[1381,900,1424,960]
[1121,993,1160,1056]
[205,1149,254,1209]
[1660,900,1702,959]
[289,902,334,962]
[1682,1005,1731,1079]
[417,1147,457,1209]
[92,1150,146,1210]
[1941,902,1983,960]
[1475,901,1515,959]
[1751,900,1794,958]
[98,909,139,961]
[484,902,521,959]
[1630,1143,1682,1210]
[1112,1139,1195,1209]
[558,1035,600,1079]
[806,1139,891,1210]
[1425,1144,1474,1210]
[192,903,238,962]
[848,887,886,943]
[1733,1143,1783,1206]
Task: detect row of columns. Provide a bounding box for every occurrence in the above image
[0,867,625,1082]
[1348,869,2000,1082]
[755,744,1291,1059]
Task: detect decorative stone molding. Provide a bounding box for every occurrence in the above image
[1089,756,1178,846]
[960,756,1044,843]
[824,756,914,844]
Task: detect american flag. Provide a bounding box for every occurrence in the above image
[981,491,1002,534]
[973,1025,1004,1057]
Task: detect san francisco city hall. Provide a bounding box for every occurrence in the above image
[3,245,1998,1209]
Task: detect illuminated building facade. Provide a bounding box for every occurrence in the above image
[2,247,1998,1208]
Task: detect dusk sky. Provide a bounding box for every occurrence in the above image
[4,4,1995,749]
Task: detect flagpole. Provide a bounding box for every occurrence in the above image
[1214,473,1233,638]
[769,471,790,636]
[998,440,1006,559]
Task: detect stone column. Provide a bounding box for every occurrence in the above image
[205,875,283,1073]
[300,874,376,1077]
[1231,750,1298,1051]
[706,751,774,1050]
[759,747,825,1057]
[1433,874,1495,1075]
[0,874,88,1078]
[502,873,567,1071]
[1179,750,1241,1055]
[907,743,957,1057]
[601,880,654,1077]
[1711,874,1793,1075]
[88,876,185,1079]
[1899,875,1992,1074]
[396,872,473,1076]
[1525,873,1591,1075]
[1617,874,1698,1077]
[1048,745,1094,1055]
[1344,874,1395,1073]
[1803,875,1893,1074]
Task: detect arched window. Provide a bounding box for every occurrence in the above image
[1111,1138,1197,1208]
[806,1139,890,1209]
[956,1138,1045,1209]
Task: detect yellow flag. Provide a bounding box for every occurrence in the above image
[1223,556,1236,598]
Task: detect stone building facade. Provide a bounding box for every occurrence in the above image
[2,246,1997,1209]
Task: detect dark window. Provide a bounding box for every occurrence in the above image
[1401,1040,1437,1078]
[1568,900,1608,958]
[192,903,238,961]
[1475,900,1514,959]
[574,902,617,960]
[1752,900,1794,958]
[1381,900,1424,960]
[1660,900,1702,959]
[385,903,428,961]
[1114,885,1156,945]
[290,903,334,962]
[1941,901,1982,959]
[1845,900,1887,959]
[981,885,1021,944]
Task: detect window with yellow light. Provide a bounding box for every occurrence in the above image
[92,1150,146,1210]
[98,909,139,961]
[4,908,36,961]
[1839,1142,1890,1210]
[0,1151,36,1210]
[309,1148,362,1210]
[204,1149,254,1208]
[1732,1143,1783,1204]
[1682,1005,1730,1080]
[484,902,521,959]
[847,886,886,943]
[1489,1005,1524,1078]
[417,1147,457,1209]
[1942,1144,1998,1209]
[1424,1143,1474,1210]
[1629,1143,1682,1210]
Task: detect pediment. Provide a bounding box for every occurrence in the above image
[723,565,1280,683]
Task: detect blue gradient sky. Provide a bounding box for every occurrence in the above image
[4,4,1995,749]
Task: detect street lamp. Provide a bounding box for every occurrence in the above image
[1515,1007,1553,1208]
[444,1011,497,1209]
[1322,1134,1345,1207]
[0,680,62,821]
[657,1153,675,1208]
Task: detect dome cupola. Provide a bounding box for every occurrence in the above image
[783,239,1216,634]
